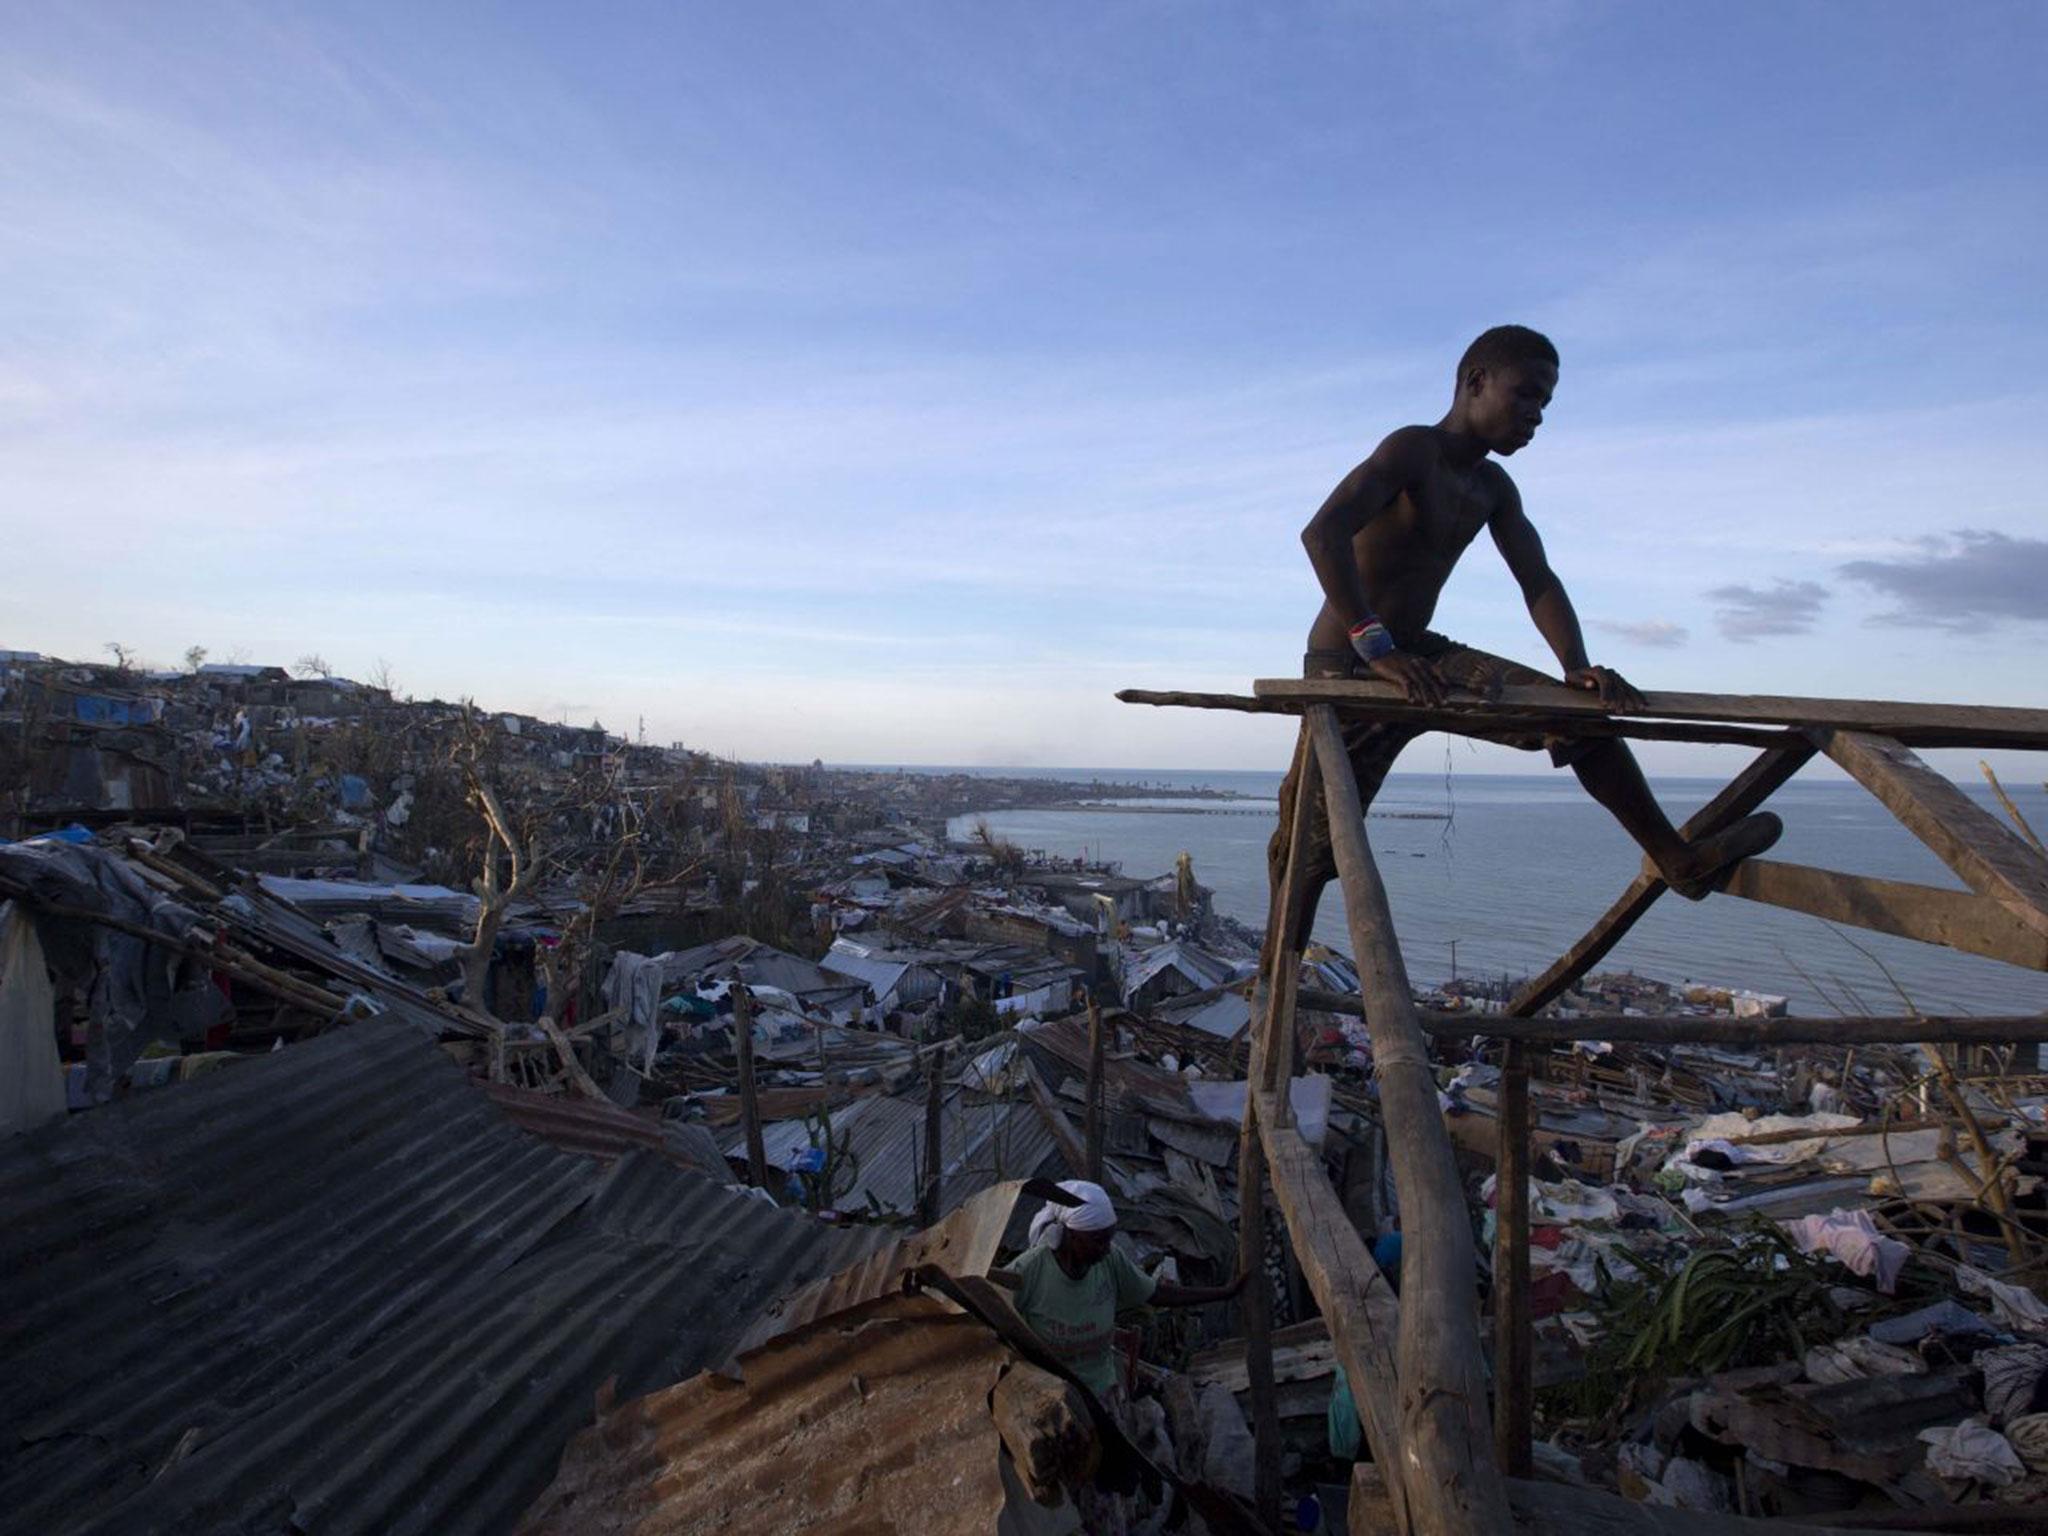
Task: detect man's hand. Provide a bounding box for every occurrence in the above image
[1368,650,1448,707]
[1565,665,1644,713]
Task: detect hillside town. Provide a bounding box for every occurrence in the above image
[4,647,2047,1535]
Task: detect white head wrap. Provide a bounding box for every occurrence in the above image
[1028,1179,1117,1250]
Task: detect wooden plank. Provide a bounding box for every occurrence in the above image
[1819,730,2048,939]
[1449,1010,2048,1046]
[1117,688,1804,748]
[1241,724,1323,1531]
[733,984,769,1189]
[1298,989,2048,1045]
[1717,858,2048,971]
[1492,1043,1533,1478]
[536,1014,608,1104]
[920,1044,945,1227]
[1084,998,1105,1183]
[1020,1059,1089,1177]
[1257,1091,1409,1532]
[1308,705,1512,1536]
[1506,744,1814,1015]
[1252,678,2048,750]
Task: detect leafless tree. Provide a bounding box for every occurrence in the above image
[293,653,333,679]
[972,817,1025,877]
[440,709,701,1090]
[183,645,208,673]
[447,708,543,1017]
[104,642,136,673]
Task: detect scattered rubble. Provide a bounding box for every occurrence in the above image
[5,647,2046,1532]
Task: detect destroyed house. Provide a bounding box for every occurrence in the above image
[1121,937,1246,1012]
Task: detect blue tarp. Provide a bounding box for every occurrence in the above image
[68,695,163,727]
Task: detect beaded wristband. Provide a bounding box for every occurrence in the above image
[1348,618,1396,663]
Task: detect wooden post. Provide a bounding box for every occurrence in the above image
[1257,1091,1408,1535]
[1307,704,1513,1536]
[920,1043,946,1227]
[734,983,769,1190]
[1237,1097,1282,1528]
[1084,997,1105,1183]
[1238,723,1321,1530]
[1493,1041,1533,1478]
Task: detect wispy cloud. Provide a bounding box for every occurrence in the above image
[1838,530,2048,631]
[4,4,2048,769]
[1707,580,1830,643]
[1591,619,1688,649]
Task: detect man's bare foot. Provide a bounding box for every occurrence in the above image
[1652,812,1784,900]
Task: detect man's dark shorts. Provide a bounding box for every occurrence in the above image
[1269,632,1598,902]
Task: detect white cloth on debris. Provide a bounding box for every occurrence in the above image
[1668,1111,1862,1175]
[1956,1265,2048,1334]
[1919,1419,2025,1487]
[1802,1335,1926,1386]
[1531,1178,1620,1225]
[600,951,668,1073]
[1682,1137,1771,1167]
[1781,1208,1911,1294]
[1029,1179,1118,1250]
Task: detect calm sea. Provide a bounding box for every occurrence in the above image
[945,769,2048,1018]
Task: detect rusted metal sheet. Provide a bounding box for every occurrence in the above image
[480,1078,670,1163]
[519,1294,1017,1536]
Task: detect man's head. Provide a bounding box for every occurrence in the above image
[1032,1179,1118,1274]
[1454,324,1558,456]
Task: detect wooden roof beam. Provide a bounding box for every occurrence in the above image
[1716,857,2048,971]
[1818,729,2048,939]
[1249,678,2048,749]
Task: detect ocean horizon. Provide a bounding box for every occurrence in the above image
[948,769,2048,1020]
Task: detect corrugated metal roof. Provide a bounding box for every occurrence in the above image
[1020,1013,1209,1123]
[1122,939,1242,1000]
[1155,986,1253,1041]
[818,947,911,1002]
[721,1087,1058,1219]
[0,1021,886,1536]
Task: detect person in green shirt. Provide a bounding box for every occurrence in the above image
[992,1181,1247,1534]
[992,1180,1245,1399]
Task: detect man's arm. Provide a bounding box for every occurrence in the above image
[1301,428,1451,705]
[1299,427,1429,628]
[1151,1273,1248,1308]
[1488,476,1644,711]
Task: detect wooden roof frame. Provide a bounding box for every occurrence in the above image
[1124,679,2048,1536]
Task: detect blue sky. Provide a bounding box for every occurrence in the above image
[4,2,2046,776]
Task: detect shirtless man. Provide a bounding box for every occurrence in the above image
[1273,324,1781,938]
